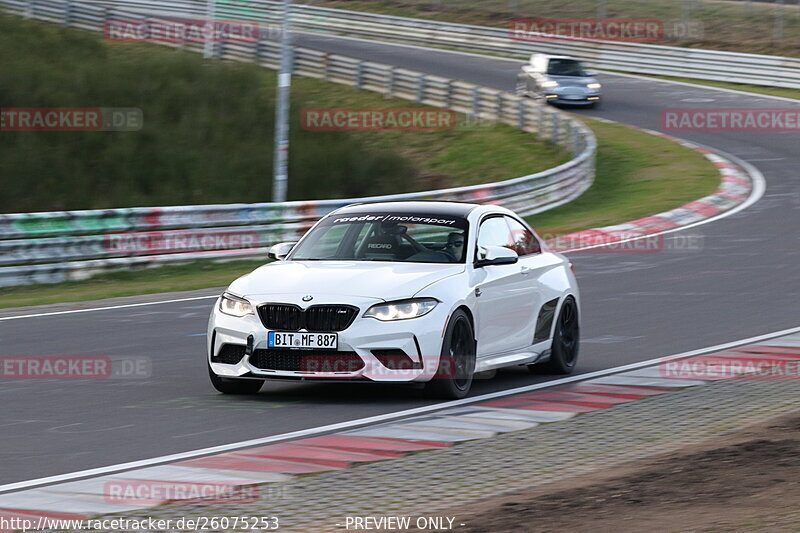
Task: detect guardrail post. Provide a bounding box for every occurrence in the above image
[416,75,427,103]
[323,53,331,81]
[550,111,559,144]
[256,32,266,64]
[471,87,480,119]
[570,122,579,157]
[445,80,453,109]
[355,61,364,89]
[496,93,504,122]
[387,66,396,98]
[25,0,34,19]
[101,5,109,32]
[517,99,525,131]
[63,0,73,27]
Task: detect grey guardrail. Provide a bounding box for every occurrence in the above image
[281,2,800,90]
[0,0,596,287]
[8,0,797,89]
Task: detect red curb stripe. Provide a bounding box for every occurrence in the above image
[734,346,800,356]
[236,444,399,464]
[480,399,531,408]
[513,402,604,412]
[629,216,679,231]
[684,201,722,216]
[294,444,406,459]
[512,391,632,405]
[561,383,670,398]
[298,435,451,451]
[177,454,342,473]
[701,353,800,363]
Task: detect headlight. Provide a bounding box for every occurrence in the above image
[541,80,559,89]
[587,83,601,90]
[364,298,438,321]
[219,293,254,317]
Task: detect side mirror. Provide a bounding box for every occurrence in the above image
[268,242,296,261]
[475,245,519,268]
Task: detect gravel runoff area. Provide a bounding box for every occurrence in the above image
[70,334,800,533]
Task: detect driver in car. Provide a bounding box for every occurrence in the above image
[445,231,465,262]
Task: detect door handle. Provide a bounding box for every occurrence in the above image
[475,287,482,297]
[520,266,532,276]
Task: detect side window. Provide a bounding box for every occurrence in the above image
[505,217,541,255]
[476,216,513,253]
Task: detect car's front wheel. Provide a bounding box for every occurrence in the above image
[208,362,264,395]
[425,309,476,400]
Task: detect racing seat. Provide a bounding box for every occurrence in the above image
[360,228,400,261]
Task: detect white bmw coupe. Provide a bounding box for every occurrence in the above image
[207,201,580,399]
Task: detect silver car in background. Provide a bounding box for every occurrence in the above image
[518,54,602,108]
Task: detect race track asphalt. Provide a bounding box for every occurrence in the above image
[1,35,798,485]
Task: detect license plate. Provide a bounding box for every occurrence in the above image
[268,331,338,350]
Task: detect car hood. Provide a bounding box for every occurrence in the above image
[228,261,465,303]
[549,75,598,87]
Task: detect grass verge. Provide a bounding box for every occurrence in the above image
[0,117,722,309]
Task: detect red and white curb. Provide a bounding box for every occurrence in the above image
[2,331,799,523]
[549,127,758,252]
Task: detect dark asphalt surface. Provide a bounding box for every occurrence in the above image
[1,36,798,485]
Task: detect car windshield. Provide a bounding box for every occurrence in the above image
[547,59,587,77]
[289,212,470,264]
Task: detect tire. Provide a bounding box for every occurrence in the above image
[208,362,264,395]
[531,296,579,375]
[425,309,476,399]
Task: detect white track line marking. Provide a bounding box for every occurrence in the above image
[2,323,799,495]
[0,295,218,322]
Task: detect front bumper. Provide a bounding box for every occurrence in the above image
[208,296,450,383]
[544,90,601,106]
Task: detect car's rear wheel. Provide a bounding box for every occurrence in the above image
[425,309,476,399]
[208,362,264,394]
[531,296,579,375]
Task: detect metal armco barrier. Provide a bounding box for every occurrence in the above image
[0,0,597,286]
[282,3,800,90]
[6,0,797,89]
